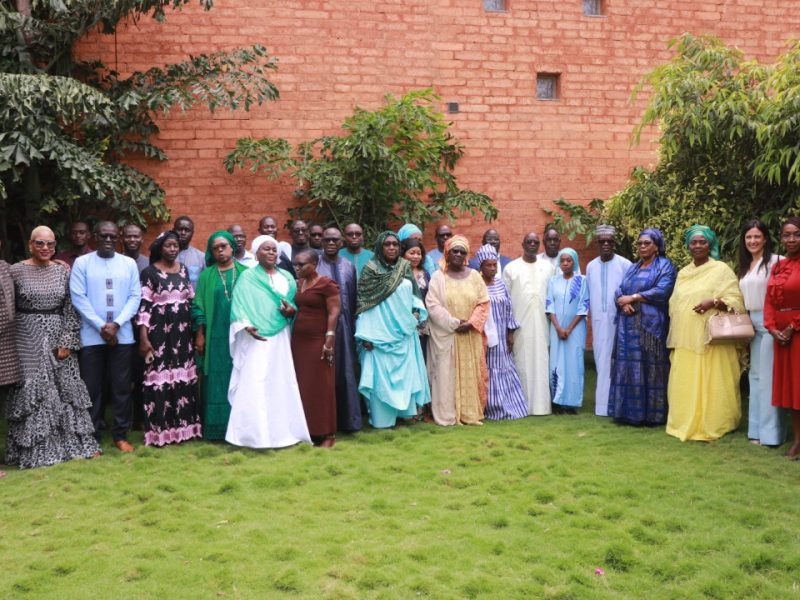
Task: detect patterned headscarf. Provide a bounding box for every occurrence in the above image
[149,230,179,264]
[639,228,666,256]
[204,230,237,267]
[397,223,423,242]
[556,247,582,275]
[475,243,498,265]
[356,231,419,314]
[683,224,721,260]
[250,234,277,256]
[442,235,470,271]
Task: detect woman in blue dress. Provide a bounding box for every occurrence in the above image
[608,228,677,425]
[546,248,589,414]
[355,231,431,428]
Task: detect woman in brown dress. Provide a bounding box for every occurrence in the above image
[291,249,341,447]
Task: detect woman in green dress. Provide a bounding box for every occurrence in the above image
[192,231,248,440]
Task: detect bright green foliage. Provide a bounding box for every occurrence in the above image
[225,89,497,243]
[602,34,800,266]
[543,198,607,249]
[0,0,278,257]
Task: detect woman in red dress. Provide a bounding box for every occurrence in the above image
[291,249,341,447]
[765,216,800,459]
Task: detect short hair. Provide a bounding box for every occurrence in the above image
[93,220,117,234]
[294,248,319,265]
[122,223,144,234]
[174,215,193,226]
[400,237,427,263]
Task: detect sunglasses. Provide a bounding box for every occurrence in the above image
[32,240,57,248]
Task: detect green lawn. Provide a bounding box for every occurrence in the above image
[1,366,798,599]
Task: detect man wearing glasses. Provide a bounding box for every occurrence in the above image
[339,223,374,279]
[70,222,141,452]
[586,225,631,417]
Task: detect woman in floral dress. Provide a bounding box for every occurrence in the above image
[137,231,202,446]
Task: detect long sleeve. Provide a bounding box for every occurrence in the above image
[59,271,82,350]
[639,259,677,306]
[425,272,460,332]
[69,257,105,332]
[114,261,142,327]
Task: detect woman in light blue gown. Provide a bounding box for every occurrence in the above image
[546,248,589,414]
[355,231,431,428]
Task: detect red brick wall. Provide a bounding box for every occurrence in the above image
[78,0,800,253]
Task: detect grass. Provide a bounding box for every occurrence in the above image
[1,365,799,599]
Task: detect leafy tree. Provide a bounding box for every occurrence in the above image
[602,34,800,265]
[224,88,497,243]
[0,0,278,258]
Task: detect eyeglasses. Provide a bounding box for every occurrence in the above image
[597,239,614,245]
[322,237,340,243]
[781,231,800,240]
[309,232,323,237]
[449,248,468,255]
[635,240,654,247]
[32,240,56,248]
[97,233,118,240]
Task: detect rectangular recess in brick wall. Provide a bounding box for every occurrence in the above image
[447,102,460,114]
[536,73,560,100]
[483,0,506,12]
[583,0,604,16]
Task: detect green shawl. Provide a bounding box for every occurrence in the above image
[356,231,420,315]
[191,261,247,373]
[230,266,297,337]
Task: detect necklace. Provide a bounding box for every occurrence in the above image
[217,265,236,301]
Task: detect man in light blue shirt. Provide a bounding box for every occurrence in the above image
[70,221,141,452]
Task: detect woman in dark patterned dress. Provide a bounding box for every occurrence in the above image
[291,249,340,447]
[5,226,99,469]
[137,231,202,447]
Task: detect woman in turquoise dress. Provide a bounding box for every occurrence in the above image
[191,231,248,440]
[355,231,430,428]
[546,248,589,413]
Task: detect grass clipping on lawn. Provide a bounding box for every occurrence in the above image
[1,392,799,598]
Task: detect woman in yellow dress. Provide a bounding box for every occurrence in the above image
[666,225,745,441]
[426,235,490,426]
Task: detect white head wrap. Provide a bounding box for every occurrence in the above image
[250,235,277,256]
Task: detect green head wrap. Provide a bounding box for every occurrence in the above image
[683,224,720,260]
[204,230,237,267]
[356,231,420,314]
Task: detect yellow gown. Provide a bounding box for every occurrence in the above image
[666,259,745,441]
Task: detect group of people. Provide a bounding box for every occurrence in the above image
[1,212,799,473]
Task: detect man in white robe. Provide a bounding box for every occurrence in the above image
[502,232,556,415]
[586,225,632,416]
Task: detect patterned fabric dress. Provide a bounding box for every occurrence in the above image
[484,277,528,420]
[608,257,676,425]
[5,262,99,468]
[0,260,21,385]
[137,264,202,446]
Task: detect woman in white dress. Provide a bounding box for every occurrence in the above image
[737,219,784,446]
[226,235,311,448]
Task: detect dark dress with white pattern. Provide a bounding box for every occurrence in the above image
[4,262,99,468]
[137,264,202,446]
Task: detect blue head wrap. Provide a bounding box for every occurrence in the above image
[557,247,581,275]
[397,223,422,242]
[475,243,498,265]
[639,228,666,256]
